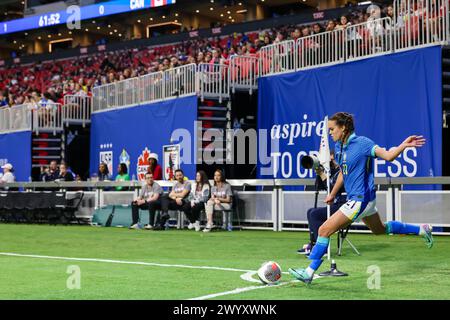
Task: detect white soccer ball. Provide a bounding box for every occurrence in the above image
[257,261,282,284]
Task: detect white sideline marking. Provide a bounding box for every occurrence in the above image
[189,281,295,300]
[0,252,254,273]
[0,252,317,300]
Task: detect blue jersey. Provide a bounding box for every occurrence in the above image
[335,133,378,202]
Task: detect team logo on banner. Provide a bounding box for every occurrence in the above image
[137,147,152,181]
[99,143,113,175]
[119,149,130,172]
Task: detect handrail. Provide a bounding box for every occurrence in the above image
[3,176,450,189]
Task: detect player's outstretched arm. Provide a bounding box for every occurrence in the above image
[375,135,426,162]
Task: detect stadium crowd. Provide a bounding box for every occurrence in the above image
[0,3,399,109]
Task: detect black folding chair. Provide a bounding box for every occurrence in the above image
[337,226,360,256]
[59,192,84,225]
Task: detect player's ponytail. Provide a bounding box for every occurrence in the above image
[330,112,355,143]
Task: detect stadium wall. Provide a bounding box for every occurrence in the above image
[257,46,442,181]
[0,130,31,182]
[89,95,197,181]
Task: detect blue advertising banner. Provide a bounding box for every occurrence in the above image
[257,46,442,182]
[90,95,197,181]
[0,130,32,182]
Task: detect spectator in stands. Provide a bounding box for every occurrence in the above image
[0,91,8,107]
[326,20,337,32]
[115,163,130,191]
[146,153,162,180]
[158,169,191,231]
[43,160,60,182]
[129,172,163,230]
[336,15,352,30]
[57,163,74,182]
[186,170,210,232]
[0,163,15,184]
[97,162,111,181]
[312,23,323,35]
[203,169,233,233]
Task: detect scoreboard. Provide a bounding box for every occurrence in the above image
[1,0,176,35]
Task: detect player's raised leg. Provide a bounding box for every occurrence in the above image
[289,210,351,284]
[362,213,434,248]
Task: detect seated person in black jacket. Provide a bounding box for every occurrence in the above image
[297,151,346,255]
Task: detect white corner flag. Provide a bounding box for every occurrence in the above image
[318,116,330,172]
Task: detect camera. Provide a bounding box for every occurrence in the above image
[300,154,322,170]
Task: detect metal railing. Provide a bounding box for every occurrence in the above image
[230,55,259,94]
[92,82,117,112]
[258,40,297,77]
[31,103,63,135]
[296,29,345,69]
[345,17,393,61]
[0,104,32,133]
[3,177,450,234]
[63,95,92,127]
[394,0,449,52]
[197,63,230,103]
[139,71,164,104]
[163,63,197,99]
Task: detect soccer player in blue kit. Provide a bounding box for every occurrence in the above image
[289,112,434,284]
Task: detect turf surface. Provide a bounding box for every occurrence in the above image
[0,224,449,300]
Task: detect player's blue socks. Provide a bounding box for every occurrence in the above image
[385,221,420,235]
[305,236,329,276]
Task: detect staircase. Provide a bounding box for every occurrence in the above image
[32,132,65,170]
[197,98,232,178]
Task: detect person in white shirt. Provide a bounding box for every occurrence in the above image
[186,170,210,232]
[0,163,15,190]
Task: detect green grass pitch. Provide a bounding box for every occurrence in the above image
[0,224,449,300]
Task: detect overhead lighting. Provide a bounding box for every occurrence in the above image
[220,13,224,17]
[228,16,232,19]
[48,34,51,38]
[38,36,41,40]
[358,1,372,5]
[238,2,242,5]
[162,15,166,19]
[175,13,179,17]
[24,32,28,36]
[210,7,214,11]
[236,9,247,14]
[97,26,101,30]
[114,29,117,32]
[92,20,96,24]
[109,32,113,35]
[137,19,141,23]
[150,17,153,21]
[85,28,89,32]
[69,31,72,35]
[174,19,178,23]
[196,9,199,13]
[232,19,235,22]
[13,40,16,44]
[119,33,122,37]
[58,33,61,36]
[227,11,231,14]
[108,24,111,28]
